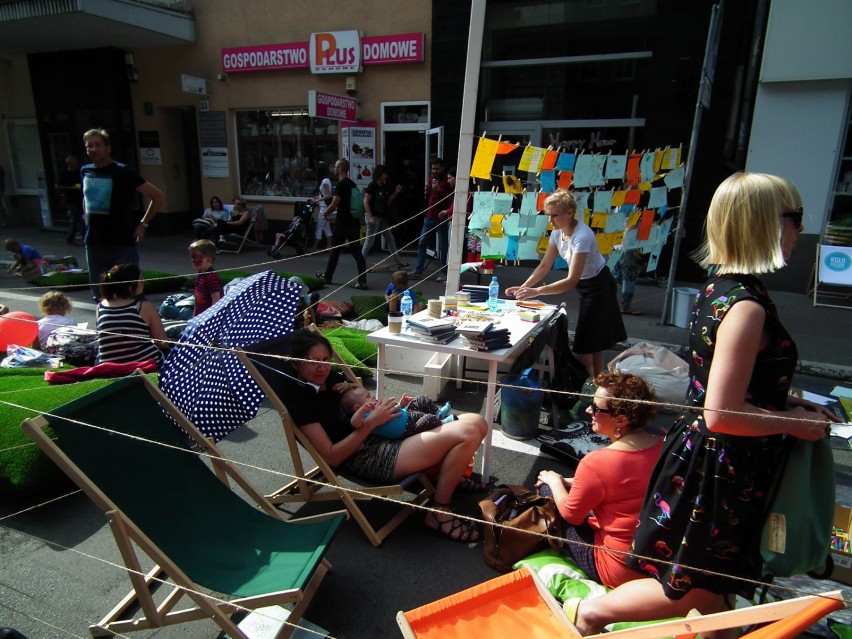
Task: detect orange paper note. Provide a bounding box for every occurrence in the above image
[541,150,559,170]
[624,189,641,205]
[557,171,573,189]
[536,192,549,211]
[637,209,654,240]
[626,153,642,185]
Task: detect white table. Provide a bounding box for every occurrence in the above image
[367,301,558,480]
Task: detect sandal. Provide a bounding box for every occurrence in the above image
[351,282,369,290]
[425,505,480,543]
[315,272,332,285]
[456,476,489,493]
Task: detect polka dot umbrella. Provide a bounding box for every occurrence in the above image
[159,270,301,441]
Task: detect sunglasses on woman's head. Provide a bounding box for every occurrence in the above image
[780,207,803,229]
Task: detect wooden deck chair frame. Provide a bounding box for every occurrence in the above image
[219,206,267,254]
[397,566,845,639]
[235,343,435,547]
[21,374,343,639]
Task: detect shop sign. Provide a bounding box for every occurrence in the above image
[819,246,852,286]
[310,30,361,74]
[221,33,424,74]
[308,90,357,122]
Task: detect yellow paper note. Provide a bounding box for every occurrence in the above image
[654,150,664,174]
[627,211,641,227]
[582,209,590,225]
[490,214,504,238]
[519,145,546,173]
[471,137,498,180]
[591,213,607,229]
[612,190,627,207]
[536,234,551,254]
[502,174,524,194]
[639,181,652,191]
[595,231,625,255]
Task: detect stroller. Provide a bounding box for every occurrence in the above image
[267,200,313,258]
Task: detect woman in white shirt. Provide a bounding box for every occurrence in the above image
[310,177,334,250]
[507,189,626,378]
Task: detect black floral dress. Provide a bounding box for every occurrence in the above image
[626,271,796,599]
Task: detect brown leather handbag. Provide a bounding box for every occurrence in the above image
[478,484,563,572]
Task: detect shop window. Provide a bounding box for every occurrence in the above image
[235,109,339,200]
[5,119,43,194]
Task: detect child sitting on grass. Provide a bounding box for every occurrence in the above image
[5,238,43,277]
[340,386,454,439]
[37,291,76,350]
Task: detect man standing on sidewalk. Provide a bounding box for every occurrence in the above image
[316,158,368,289]
[411,158,452,282]
[81,128,165,298]
[362,164,408,269]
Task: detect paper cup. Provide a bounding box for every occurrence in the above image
[428,299,442,318]
[388,311,403,334]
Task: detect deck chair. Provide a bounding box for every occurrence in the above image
[237,332,435,547]
[219,205,267,254]
[21,375,344,639]
[396,566,845,639]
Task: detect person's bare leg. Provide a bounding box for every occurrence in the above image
[574,351,604,379]
[576,578,726,636]
[394,414,487,504]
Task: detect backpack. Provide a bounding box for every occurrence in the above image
[349,185,364,219]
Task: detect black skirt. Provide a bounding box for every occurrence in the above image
[573,267,627,354]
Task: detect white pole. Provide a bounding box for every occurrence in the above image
[445,0,487,295]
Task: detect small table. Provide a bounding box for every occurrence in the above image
[367,301,557,480]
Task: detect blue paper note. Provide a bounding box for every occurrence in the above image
[539,169,556,193]
[589,155,607,186]
[640,152,656,182]
[517,236,542,260]
[648,186,668,209]
[469,191,495,229]
[605,209,627,233]
[480,234,509,257]
[493,192,514,215]
[556,152,576,171]
[502,213,522,236]
[593,190,613,213]
[605,154,627,180]
[574,191,590,213]
[520,191,538,216]
[573,155,593,188]
[506,236,519,260]
[664,166,685,189]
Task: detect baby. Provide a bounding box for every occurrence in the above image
[340,386,453,439]
[37,291,76,350]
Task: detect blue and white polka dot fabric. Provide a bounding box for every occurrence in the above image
[159,270,300,441]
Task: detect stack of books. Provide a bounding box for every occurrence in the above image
[461,284,490,304]
[406,315,459,344]
[456,320,511,351]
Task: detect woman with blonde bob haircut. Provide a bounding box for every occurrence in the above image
[566,172,839,637]
[507,189,626,378]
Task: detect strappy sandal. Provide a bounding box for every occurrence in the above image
[315,272,332,285]
[351,282,369,290]
[456,476,489,493]
[425,505,480,543]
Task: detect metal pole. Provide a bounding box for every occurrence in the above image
[445,0,487,295]
[661,2,723,325]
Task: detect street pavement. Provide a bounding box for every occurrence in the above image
[1,224,851,638]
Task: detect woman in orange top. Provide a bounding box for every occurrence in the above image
[537,371,661,588]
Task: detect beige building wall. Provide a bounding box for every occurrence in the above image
[130,0,433,221]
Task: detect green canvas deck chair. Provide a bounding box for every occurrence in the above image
[235,343,435,547]
[21,374,344,639]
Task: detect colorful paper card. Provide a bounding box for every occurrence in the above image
[497,141,519,155]
[506,235,519,260]
[589,155,607,186]
[520,191,538,216]
[530,214,550,236]
[648,186,668,208]
[623,227,641,250]
[653,150,664,174]
[640,152,656,182]
[627,210,641,227]
[574,191,591,213]
[490,214,505,237]
[637,209,655,241]
[536,192,549,211]
[493,192,513,215]
[573,154,593,188]
[480,234,508,257]
[626,153,642,185]
[624,189,641,205]
[664,166,685,189]
[556,152,576,171]
[607,249,622,271]
[539,169,557,193]
[591,213,607,229]
[471,137,498,180]
[558,171,573,189]
[502,213,522,236]
[536,234,551,254]
[605,154,627,180]
[469,192,494,229]
[502,174,524,195]
[639,181,652,192]
[595,231,624,255]
[541,150,559,170]
[518,236,542,260]
[593,189,613,213]
[605,209,627,233]
[519,145,546,173]
[612,190,627,207]
[661,146,682,169]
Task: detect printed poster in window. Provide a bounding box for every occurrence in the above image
[342,122,376,189]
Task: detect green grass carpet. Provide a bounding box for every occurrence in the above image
[0,371,143,492]
[32,270,186,295]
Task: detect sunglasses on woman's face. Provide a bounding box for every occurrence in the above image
[780,207,803,229]
[589,403,613,416]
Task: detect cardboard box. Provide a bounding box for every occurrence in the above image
[830,503,852,586]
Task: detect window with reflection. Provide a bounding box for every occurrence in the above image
[235,109,339,199]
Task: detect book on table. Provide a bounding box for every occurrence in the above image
[417,331,460,345]
[406,316,456,334]
[455,320,494,337]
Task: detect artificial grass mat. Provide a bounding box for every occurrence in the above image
[320,326,378,379]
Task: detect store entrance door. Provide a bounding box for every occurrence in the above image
[384,130,426,253]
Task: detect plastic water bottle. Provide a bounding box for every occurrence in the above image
[400,289,414,323]
[488,276,500,311]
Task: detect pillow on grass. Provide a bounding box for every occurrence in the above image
[316,300,354,319]
[350,295,388,323]
[323,334,372,379]
[322,327,377,366]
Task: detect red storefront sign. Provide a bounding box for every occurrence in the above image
[222,32,424,74]
[308,90,357,122]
